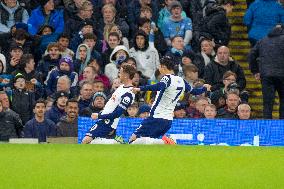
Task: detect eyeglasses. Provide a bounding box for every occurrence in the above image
[224,79,236,82]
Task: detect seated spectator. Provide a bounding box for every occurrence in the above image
[217,91,240,119]
[105,23,129,49]
[204,104,217,119]
[57,33,74,58]
[6,29,32,57]
[73,44,91,74]
[204,46,246,91]
[93,79,105,93]
[129,30,159,79]
[187,96,209,118]
[237,103,251,120]
[56,98,79,137]
[97,3,129,39]
[137,17,167,56]
[162,1,192,49]
[174,102,187,118]
[28,0,64,35]
[0,100,21,141]
[108,77,121,96]
[80,91,107,117]
[101,32,121,69]
[157,0,186,29]
[45,91,68,124]
[11,74,35,124]
[183,64,199,86]
[126,102,139,117]
[45,97,53,111]
[83,33,103,65]
[78,81,94,112]
[199,38,215,66]
[138,104,151,118]
[6,42,23,74]
[24,99,56,142]
[105,45,129,82]
[52,75,77,99]
[199,0,234,46]
[0,57,12,91]
[45,56,78,96]
[0,0,29,33]
[243,0,284,46]
[37,42,61,82]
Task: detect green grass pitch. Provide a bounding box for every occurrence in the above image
[0,144,283,189]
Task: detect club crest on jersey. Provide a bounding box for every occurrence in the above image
[122,96,131,104]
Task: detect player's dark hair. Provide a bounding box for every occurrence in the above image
[121,64,136,80]
[160,56,177,71]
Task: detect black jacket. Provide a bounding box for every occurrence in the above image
[0,111,21,141]
[248,26,284,77]
[80,105,103,117]
[56,116,78,137]
[204,59,246,91]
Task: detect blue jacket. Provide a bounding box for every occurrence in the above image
[45,68,78,96]
[244,0,284,41]
[24,118,56,142]
[45,105,66,124]
[28,6,64,35]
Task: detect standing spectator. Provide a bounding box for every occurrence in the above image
[56,98,79,137]
[204,46,246,91]
[80,91,107,117]
[237,103,251,120]
[78,81,94,112]
[45,91,68,124]
[0,0,29,33]
[6,42,23,74]
[217,91,240,119]
[24,99,56,142]
[129,30,159,79]
[162,1,192,49]
[244,0,284,46]
[248,24,284,119]
[28,0,64,35]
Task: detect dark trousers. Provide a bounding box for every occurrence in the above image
[261,76,284,119]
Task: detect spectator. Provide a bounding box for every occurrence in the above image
[204,46,246,92]
[199,38,215,66]
[162,1,192,49]
[0,58,13,90]
[80,91,107,117]
[204,104,217,119]
[0,100,21,141]
[105,24,129,49]
[73,43,91,74]
[187,96,209,118]
[244,0,284,46]
[129,30,159,79]
[57,33,74,58]
[24,99,56,142]
[45,91,68,124]
[93,79,105,93]
[11,73,35,124]
[101,32,121,69]
[45,56,78,96]
[217,91,240,119]
[6,42,23,74]
[105,45,129,82]
[126,102,139,117]
[82,33,102,65]
[237,103,251,120]
[248,24,284,119]
[78,81,94,112]
[53,75,73,98]
[0,0,29,33]
[183,64,199,86]
[28,0,64,35]
[138,104,151,118]
[174,102,187,118]
[56,98,79,137]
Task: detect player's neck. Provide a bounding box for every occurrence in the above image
[122,79,133,87]
[163,70,174,75]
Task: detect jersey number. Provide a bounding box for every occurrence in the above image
[172,87,183,102]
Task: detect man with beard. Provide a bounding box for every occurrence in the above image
[56,99,79,137]
[24,99,56,143]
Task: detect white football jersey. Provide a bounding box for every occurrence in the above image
[100,85,135,129]
[150,74,190,120]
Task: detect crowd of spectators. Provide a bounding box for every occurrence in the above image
[0,0,282,142]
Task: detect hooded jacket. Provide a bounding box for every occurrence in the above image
[249,26,284,77]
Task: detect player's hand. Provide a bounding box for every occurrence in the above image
[254,73,260,81]
[203,84,212,92]
[82,136,93,144]
[91,113,98,120]
[132,87,141,94]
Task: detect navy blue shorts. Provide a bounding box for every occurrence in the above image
[134,117,172,138]
[86,120,116,139]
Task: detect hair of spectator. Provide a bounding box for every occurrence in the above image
[137,17,151,27]
[102,3,116,15]
[196,96,209,103]
[108,32,120,40]
[83,33,97,41]
[66,98,79,106]
[205,104,217,111]
[79,1,93,10]
[85,65,96,74]
[140,5,152,13]
[58,33,70,40]
[170,35,183,42]
[14,29,29,40]
[0,91,8,96]
[80,80,94,89]
[237,103,251,111]
[223,71,237,80]
[121,65,136,80]
[182,64,198,73]
[94,79,104,84]
[58,75,71,87]
[19,54,34,70]
[226,90,240,99]
[34,99,46,108]
[160,56,176,71]
[47,42,60,51]
[219,0,235,5]
[126,57,137,65]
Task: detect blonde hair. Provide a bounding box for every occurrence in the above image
[102,3,116,15]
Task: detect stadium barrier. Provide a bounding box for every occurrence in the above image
[78,117,284,146]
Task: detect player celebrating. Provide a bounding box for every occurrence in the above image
[130,57,211,144]
[82,65,136,144]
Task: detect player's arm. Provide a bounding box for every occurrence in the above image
[134,75,170,92]
[184,80,209,95]
[95,93,134,120]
